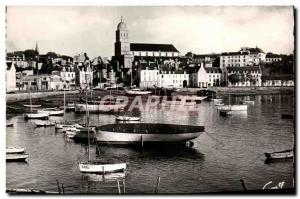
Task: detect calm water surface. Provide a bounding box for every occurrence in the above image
[6,94,294,193]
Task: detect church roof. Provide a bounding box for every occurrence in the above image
[117,21,127,30]
[130,43,179,53]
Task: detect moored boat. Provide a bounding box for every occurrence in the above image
[6,147,25,154]
[75,103,126,113]
[219,110,232,117]
[217,104,248,111]
[38,108,64,116]
[6,122,14,127]
[243,100,255,105]
[6,154,29,162]
[24,112,49,120]
[124,88,152,96]
[24,104,41,108]
[96,123,204,145]
[265,149,293,160]
[116,116,140,121]
[35,120,55,127]
[79,162,126,174]
[65,130,78,139]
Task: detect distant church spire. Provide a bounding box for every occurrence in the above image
[121,16,123,22]
[35,41,39,53]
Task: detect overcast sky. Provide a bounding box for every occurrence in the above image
[6,6,294,58]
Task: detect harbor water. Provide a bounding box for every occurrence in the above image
[6,94,294,193]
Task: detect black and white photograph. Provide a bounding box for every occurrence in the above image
[4,5,295,194]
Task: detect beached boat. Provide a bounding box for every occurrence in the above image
[6,154,29,162]
[37,108,64,116]
[75,103,126,113]
[265,149,293,160]
[124,88,152,96]
[116,116,140,121]
[35,120,55,127]
[6,122,14,127]
[79,91,127,174]
[96,123,204,145]
[217,105,248,111]
[6,147,25,154]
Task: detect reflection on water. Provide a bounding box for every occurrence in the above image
[6,94,294,193]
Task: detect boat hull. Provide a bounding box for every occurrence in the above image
[6,154,28,162]
[125,89,152,96]
[38,109,64,116]
[6,147,25,154]
[24,113,49,120]
[265,150,293,159]
[116,116,140,121]
[79,162,126,173]
[217,105,248,111]
[75,103,126,113]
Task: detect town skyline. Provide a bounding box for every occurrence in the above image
[6,6,294,58]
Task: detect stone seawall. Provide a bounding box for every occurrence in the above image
[6,90,80,103]
[177,86,294,95]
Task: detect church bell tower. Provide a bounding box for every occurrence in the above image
[114,17,130,56]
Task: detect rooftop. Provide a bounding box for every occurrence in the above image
[130,43,179,53]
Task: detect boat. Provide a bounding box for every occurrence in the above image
[35,120,55,127]
[95,123,204,145]
[161,100,196,107]
[75,103,126,113]
[217,105,248,111]
[214,102,224,106]
[265,149,293,160]
[176,95,207,102]
[65,130,78,139]
[6,122,14,127]
[24,104,41,108]
[124,88,152,96]
[37,108,64,116]
[24,91,49,120]
[211,98,223,102]
[243,100,255,105]
[219,110,232,117]
[116,116,140,121]
[6,147,25,154]
[196,90,217,101]
[81,172,125,182]
[79,91,127,174]
[6,154,29,162]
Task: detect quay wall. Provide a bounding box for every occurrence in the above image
[177,86,294,95]
[6,90,80,103]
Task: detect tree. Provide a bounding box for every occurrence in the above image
[228,74,240,83]
[24,49,38,60]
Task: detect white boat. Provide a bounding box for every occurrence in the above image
[38,108,64,116]
[79,162,127,174]
[6,147,25,154]
[211,98,223,102]
[75,103,126,113]
[35,120,55,127]
[24,104,41,108]
[116,116,140,121]
[6,122,14,127]
[243,100,255,105]
[217,105,248,111]
[124,88,152,96]
[65,130,78,139]
[176,95,207,101]
[24,112,49,120]
[214,102,224,106]
[265,149,293,160]
[56,123,83,129]
[96,123,204,145]
[79,91,127,174]
[6,154,29,162]
[24,91,49,120]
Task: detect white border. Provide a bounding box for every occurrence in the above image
[0,1,298,199]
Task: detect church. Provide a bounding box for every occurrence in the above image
[112,18,180,84]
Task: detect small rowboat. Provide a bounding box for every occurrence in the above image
[6,147,25,154]
[116,116,140,121]
[124,88,152,96]
[24,104,41,108]
[35,121,55,127]
[265,149,293,160]
[6,122,14,127]
[79,161,126,174]
[55,123,83,129]
[6,154,29,162]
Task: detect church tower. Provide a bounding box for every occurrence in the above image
[114,17,130,56]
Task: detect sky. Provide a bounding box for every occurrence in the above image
[6,6,294,58]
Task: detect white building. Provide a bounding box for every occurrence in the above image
[226,66,262,87]
[75,63,93,89]
[140,65,159,88]
[60,66,76,89]
[220,47,266,68]
[158,69,189,88]
[191,63,222,88]
[6,62,17,91]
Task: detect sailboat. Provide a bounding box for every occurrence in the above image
[24,91,49,120]
[79,91,127,174]
[218,93,247,112]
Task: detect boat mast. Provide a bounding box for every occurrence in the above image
[29,90,32,113]
[63,89,66,124]
[85,90,90,163]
